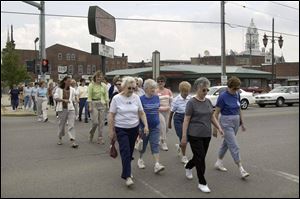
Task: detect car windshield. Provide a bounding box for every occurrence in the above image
[207,87,221,95]
[269,87,288,93]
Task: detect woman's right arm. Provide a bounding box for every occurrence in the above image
[108,112,116,142]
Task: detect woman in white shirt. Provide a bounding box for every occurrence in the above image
[54,76,78,148]
[78,78,89,123]
[108,76,149,187]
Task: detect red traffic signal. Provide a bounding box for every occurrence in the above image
[42,59,49,73]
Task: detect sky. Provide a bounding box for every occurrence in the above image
[1,1,299,62]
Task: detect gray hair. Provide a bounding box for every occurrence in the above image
[194,77,210,89]
[143,79,157,90]
[121,76,136,89]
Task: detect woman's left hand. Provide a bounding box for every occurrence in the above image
[241,124,246,132]
[144,127,149,136]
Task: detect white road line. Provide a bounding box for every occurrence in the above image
[136,178,168,198]
[273,171,299,184]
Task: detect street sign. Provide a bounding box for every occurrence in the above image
[91,43,114,58]
[58,74,72,81]
[221,75,227,85]
[58,66,68,73]
[38,74,50,80]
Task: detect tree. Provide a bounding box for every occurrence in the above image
[1,41,30,89]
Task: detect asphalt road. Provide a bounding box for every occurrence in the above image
[1,105,299,198]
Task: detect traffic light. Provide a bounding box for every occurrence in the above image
[42,59,49,73]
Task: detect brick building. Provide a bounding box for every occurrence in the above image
[16,43,128,83]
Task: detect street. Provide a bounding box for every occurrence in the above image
[1,105,299,198]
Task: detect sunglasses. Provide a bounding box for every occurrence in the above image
[157,80,165,83]
[202,88,210,92]
[127,87,136,90]
[116,83,121,86]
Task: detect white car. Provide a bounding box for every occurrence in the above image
[255,86,299,107]
[205,86,255,110]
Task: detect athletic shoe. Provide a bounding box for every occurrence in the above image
[137,158,146,169]
[198,184,211,193]
[240,170,250,179]
[97,137,105,145]
[71,142,79,148]
[161,142,168,151]
[181,156,189,164]
[185,168,193,180]
[154,162,165,174]
[57,138,62,145]
[125,177,134,187]
[214,161,228,172]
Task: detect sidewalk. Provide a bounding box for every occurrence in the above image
[1,94,56,117]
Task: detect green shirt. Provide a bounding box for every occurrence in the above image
[88,82,109,105]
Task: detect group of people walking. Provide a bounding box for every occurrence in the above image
[13,71,249,192]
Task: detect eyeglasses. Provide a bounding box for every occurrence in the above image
[127,87,136,90]
[116,84,121,86]
[202,88,210,92]
[232,87,240,91]
[157,80,165,83]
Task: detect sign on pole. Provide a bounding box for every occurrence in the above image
[152,51,160,81]
[221,75,227,86]
[91,43,114,58]
[58,66,68,73]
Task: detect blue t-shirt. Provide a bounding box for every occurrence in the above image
[140,95,160,129]
[216,90,241,115]
[37,87,47,97]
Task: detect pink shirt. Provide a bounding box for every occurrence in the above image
[155,88,173,112]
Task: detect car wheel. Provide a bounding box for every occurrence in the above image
[276,98,284,107]
[240,99,249,110]
[287,103,293,106]
[258,104,266,107]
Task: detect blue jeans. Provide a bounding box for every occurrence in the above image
[115,125,139,179]
[24,95,31,109]
[174,113,185,142]
[140,125,160,154]
[218,115,240,163]
[79,98,88,119]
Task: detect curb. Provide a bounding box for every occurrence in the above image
[1,113,36,117]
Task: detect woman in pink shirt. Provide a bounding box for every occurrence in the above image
[155,75,173,151]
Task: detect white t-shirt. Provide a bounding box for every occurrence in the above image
[78,85,88,98]
[109,93,144,128]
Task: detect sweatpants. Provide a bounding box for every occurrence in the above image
[57,109,76,140]
[185,135,211,185]
[159,111,169,142]
[89,101,105,138]
[115,125,139,179]
[37,97,48,120]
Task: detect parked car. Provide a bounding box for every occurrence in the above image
[242,86,264,94]
[255,86,299,107]
[205,86,255,110]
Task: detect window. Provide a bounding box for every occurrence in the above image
[66,53,70,61]
[87,65,91,75]
[68,65,73,75]
[92,65,96,74]
[71,53,76,61]
[78,65,83,75]
[58,53,62,60]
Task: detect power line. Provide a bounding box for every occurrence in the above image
[1,10,299,37]
[228,1,299,23]
[269,1,299,11]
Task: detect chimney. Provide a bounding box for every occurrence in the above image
[11,25,15,44]
[122,53,124,57]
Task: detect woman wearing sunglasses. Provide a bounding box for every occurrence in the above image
[181,77,224,193]
[108,76,149,187]
[213,76,250,179]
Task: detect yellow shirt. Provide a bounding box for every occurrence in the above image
[88,82,109,105]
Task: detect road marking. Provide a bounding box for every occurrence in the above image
[136,178,168,198]
[250,165,299,184]
[273,171,299,184]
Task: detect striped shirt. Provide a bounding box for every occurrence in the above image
[171,94,192,114]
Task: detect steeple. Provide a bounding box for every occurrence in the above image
[7,26,10,43]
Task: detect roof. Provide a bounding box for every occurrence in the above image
[106,64,272,76]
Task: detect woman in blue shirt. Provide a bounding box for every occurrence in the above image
[213,76,249,179]
[37,81,48,122]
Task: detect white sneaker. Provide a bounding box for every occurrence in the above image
[154,162,165,174]
[175,144,181,156]
[57,138,62,145]
[137,158,146,169]
[181,156,189,164]
[161,142,168,151]
[125,177,134,187]
[97,137,105,145]
[214,161,227,172]
[185,168,193,180]
[37,118,42,122]
[198,184,211,193]
[240,169,250,179]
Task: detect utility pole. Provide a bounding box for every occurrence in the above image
[271,18,275,90]
[221,1,227,85]
[101,38,106,75]
[249,33,252,67]
[23,1,46,82]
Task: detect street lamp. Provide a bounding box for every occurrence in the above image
[34,37,39,76]
[262,18,283,90]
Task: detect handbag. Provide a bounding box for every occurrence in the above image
[135,137,143,152]
[110,140,118,158]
